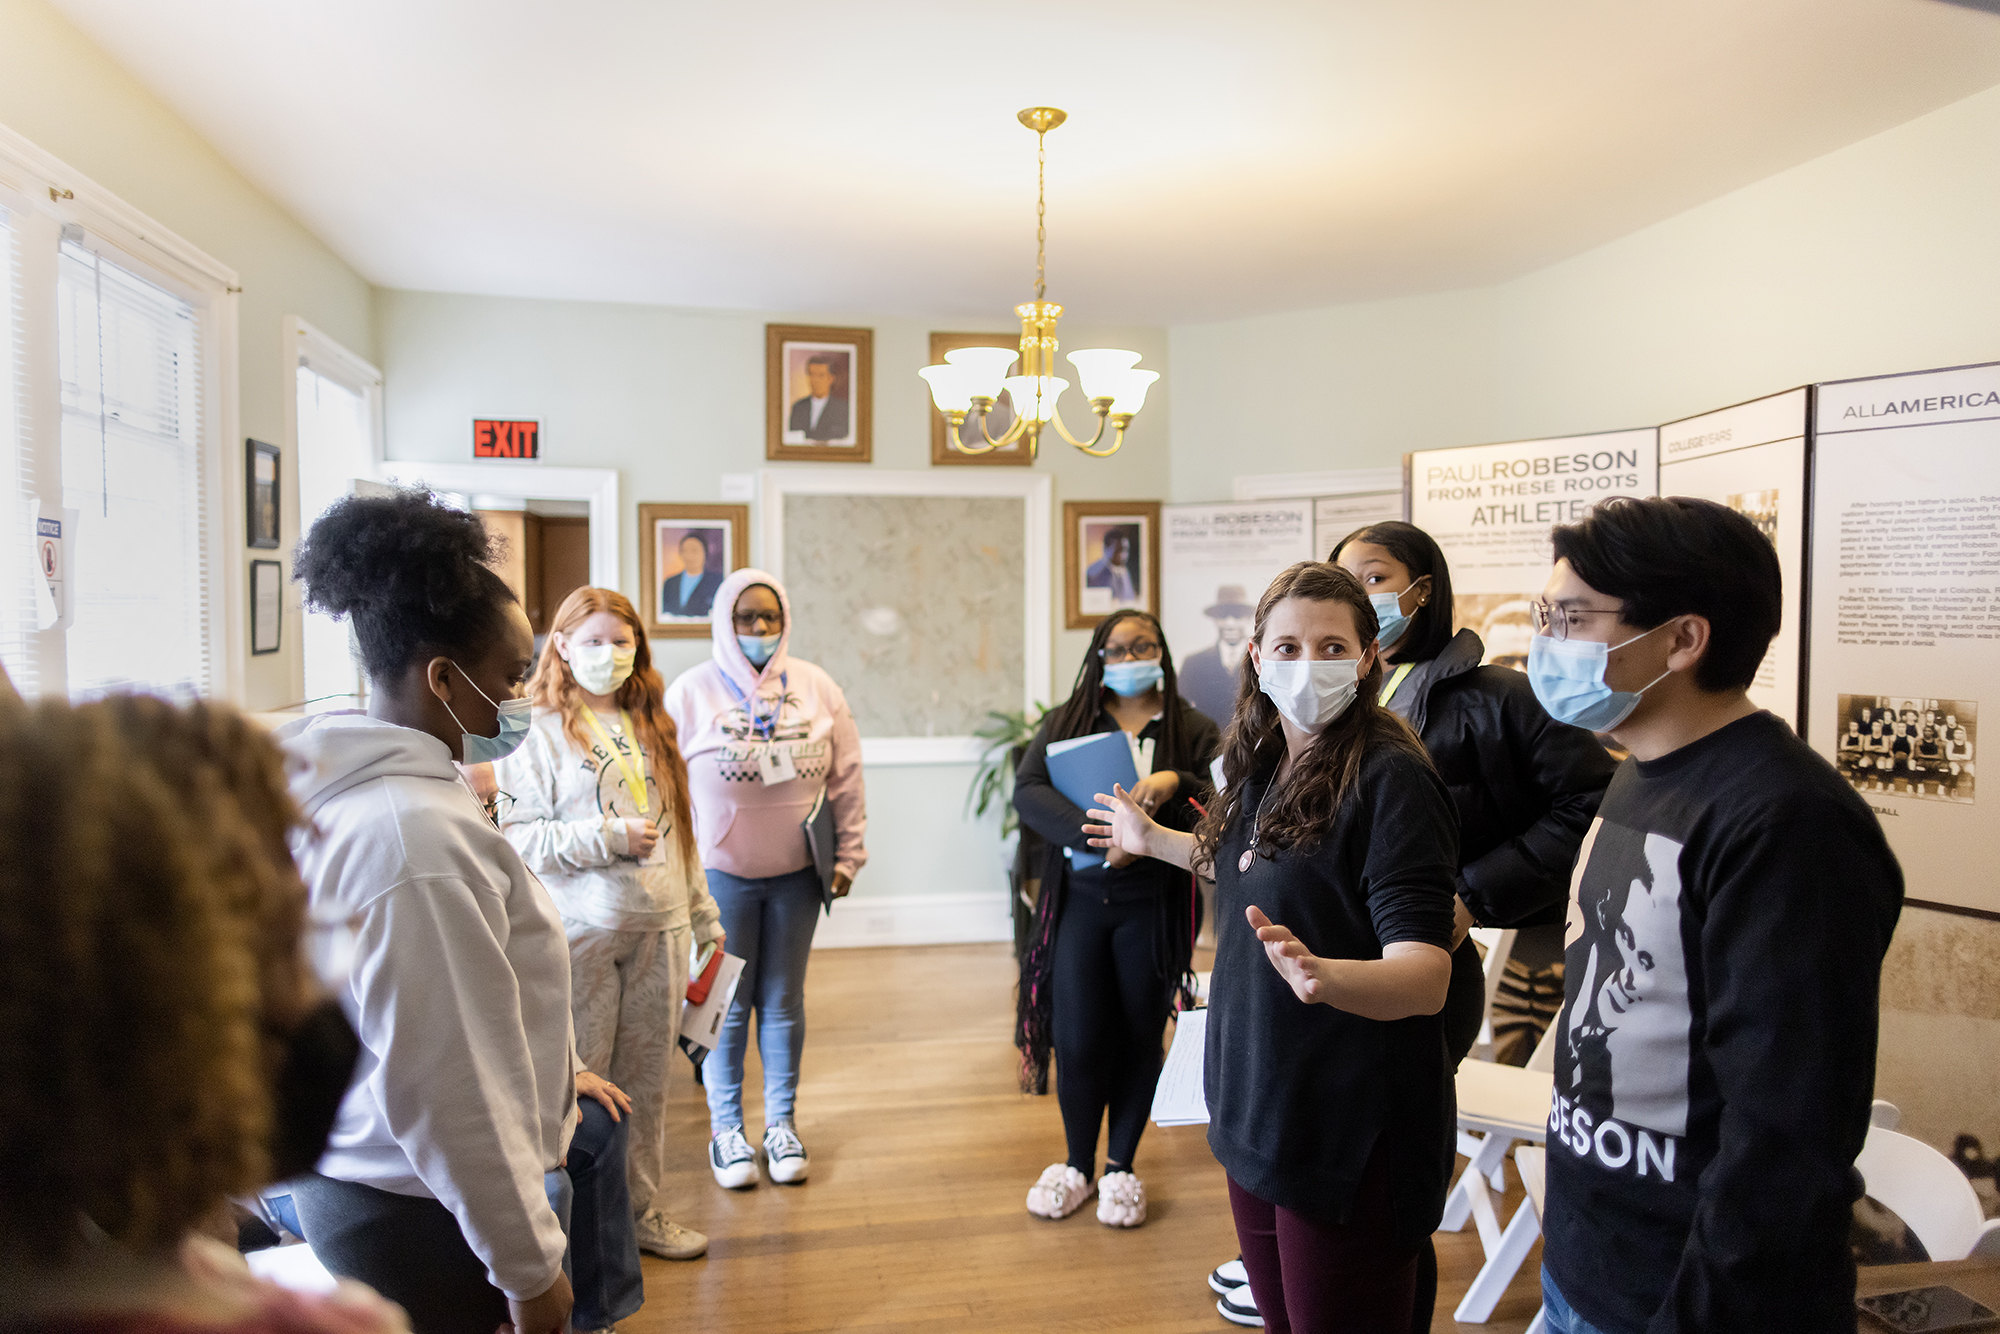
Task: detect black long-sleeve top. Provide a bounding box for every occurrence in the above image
[1205,744,1460,1240]
[1388,628,1615,927]
[1013,702,1220,903]
[1543,711,1903,1334]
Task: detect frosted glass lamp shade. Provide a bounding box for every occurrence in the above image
[1066,348,1142,401]
[1003,375,1069,422]
[918,363,975,415]
[944,346,1019,401]
[1108,368,1159,415]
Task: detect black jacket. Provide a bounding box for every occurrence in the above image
[1387,629,1615,928]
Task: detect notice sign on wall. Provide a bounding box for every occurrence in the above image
[1660,389,1808,729]
[1809,361,2000,917]
[473,418,540,459]
[1408,428,1657,667]
[1160,501,1315,730]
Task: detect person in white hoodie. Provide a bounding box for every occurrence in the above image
[665,568,867,1190]
[278,489,633,1334]
[494,585,723,1262]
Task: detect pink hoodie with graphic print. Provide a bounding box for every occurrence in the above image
[663,567,868,882]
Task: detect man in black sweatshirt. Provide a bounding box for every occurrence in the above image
[1525,497,1903,1334]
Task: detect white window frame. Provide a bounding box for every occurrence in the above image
[284,316,383,706]
[0,120,241,701]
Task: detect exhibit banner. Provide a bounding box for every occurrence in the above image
[1659,388,1808,729]
[1161,501,1314,729]
[1809,361,2000,917]
[1313,491,1405,560]
[1409,428,1657,669]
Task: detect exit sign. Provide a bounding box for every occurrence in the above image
[474,418,540,459]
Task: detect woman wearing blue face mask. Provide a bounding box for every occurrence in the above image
[281,489,635,1334]
[1013,610,1220,1228]
[1329,520,1614,1334]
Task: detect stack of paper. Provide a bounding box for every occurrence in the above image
[1150,1007,1210,1127]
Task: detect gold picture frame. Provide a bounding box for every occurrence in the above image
[1063,500,1161,630]
[767,324,872,463]
[638,503,750,637]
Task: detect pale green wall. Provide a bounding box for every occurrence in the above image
[1170,80,2000,501]
[0,0,377,709]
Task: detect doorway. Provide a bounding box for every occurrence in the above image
[475,498,593,635]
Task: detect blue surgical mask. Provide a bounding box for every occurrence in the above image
[442,662,533,763]
[739,633,781,667]
[1526,624,1672,733]
[1368,578,1428,651]
[1102,660,1164,698]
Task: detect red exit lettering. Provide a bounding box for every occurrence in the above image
[473,419,540,459]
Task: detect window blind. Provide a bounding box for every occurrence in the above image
[0,207,32,697]
[56,238,208,698]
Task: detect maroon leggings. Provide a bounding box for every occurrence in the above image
[1227,1146,1420,1334]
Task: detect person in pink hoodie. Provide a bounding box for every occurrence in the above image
[663,567,867,1190]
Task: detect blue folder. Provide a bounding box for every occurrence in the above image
[1044,730,1141,871]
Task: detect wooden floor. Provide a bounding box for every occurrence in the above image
[626,942,1544,1334]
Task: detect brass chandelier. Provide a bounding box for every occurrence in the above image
[918,107,1159,459]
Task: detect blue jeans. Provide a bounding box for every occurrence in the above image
[704,865,822,1133]
[1542,1266,1620,1334]
[271,1099,641,1330]
[559,1097,644,1330]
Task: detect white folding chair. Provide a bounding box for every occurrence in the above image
[1856,1122,2000,1261]
[1513,1146,1550,1334]
[1446,1004,1560,1324]
[1466,927,1519,1064]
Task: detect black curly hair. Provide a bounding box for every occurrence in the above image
[293,488,518,682]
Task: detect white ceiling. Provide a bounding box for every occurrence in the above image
[44,0,2000,325]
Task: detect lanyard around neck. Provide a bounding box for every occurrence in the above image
[579,707,648,815]
[724,671,787,742]
[1383,660,1416,704]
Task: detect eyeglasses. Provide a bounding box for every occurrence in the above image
[1529,600,1623,642]
[1098,639,1162,665]
[732,610,783,631]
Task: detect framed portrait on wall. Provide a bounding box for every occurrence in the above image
[767,324,872,462]
[928,331,1031,466]
[250,559,282,654]
[246,438,280,549]
[1064,500,1160,630]
[638,503,750,637]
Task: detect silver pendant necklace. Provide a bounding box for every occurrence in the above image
[1239,778,1280,874]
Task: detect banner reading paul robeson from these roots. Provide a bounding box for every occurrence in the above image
[1407,429,1659,670]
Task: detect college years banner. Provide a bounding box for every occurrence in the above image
[1809,361,2000,917]
[1408,429,1658,669]
[1312,491,1405,561]
[1161,501,1314,729]
[1659,389,1808,729]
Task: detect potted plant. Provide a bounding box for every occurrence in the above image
[966,705,1047,956]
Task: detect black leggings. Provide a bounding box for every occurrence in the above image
[1052,887,1173,1176]
[291,1173,513,1334]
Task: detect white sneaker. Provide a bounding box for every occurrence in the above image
[1217,1284,1262,1327]
[632,1208,707,1260]
[1025,1163,1094,1219]
[1209,1256,1248,1294]
[1095,1170,1146,1227]
[710,1127,758,1189]
[763,1122,809,1184]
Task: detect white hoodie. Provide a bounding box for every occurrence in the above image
[276,712,574,1302]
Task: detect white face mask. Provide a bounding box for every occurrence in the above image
[1257,656,1362,732]
[567,641,636,697]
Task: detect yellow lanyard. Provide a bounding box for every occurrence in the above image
[1383,660,1416,705]
[580,708,649,815]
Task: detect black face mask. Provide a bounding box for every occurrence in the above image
[268,998,361,1182]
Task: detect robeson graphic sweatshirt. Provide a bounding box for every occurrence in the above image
[1543,711,1903,1334]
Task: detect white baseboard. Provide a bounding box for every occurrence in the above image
[812,892,1012,949]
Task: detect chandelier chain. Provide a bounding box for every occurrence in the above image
[1035,130,1046,302]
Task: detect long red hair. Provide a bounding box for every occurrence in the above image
[527,587,698,870]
